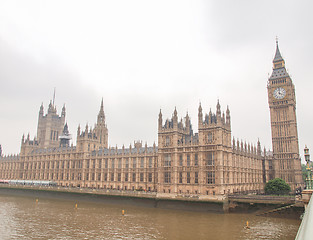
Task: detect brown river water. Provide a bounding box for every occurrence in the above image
[0,194,300,240]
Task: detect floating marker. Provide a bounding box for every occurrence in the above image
[75,203,78,209]
[122,210,125,216]
[36,199,38,203]
[246,221,250,229]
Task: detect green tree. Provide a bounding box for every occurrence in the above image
[265,178,291,195]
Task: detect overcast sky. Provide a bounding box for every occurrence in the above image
[0,0,312,162]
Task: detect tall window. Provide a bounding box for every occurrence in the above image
[195,172,198,184]
[187,172,190,183]
[118,173,121,182]
[140,158,144,168]
[166,136,170,145]
[164,172,171,183]
[132,173,136,182]
[187,155,190,166]
[125,158,129,169]
[179,155,183,166]
[149,158,153,168]
[133,158,137,168]
[194,154,198,166]
[111,159,115,169]
[208,132,213,143]
[179,172,183,183]
[111,173,114,181]
[164,154,171,167]
[207,171,215,184]
[148,173,152,182]
[206,152,214,166]
[125,173,128,182]
[98,160,102,169]
[140,173,144,182]
[105,159,108,168]
[118,159,122,169]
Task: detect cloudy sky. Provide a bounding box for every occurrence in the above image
[0,0,312,161]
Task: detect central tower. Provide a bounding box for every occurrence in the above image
[267,41,302,190]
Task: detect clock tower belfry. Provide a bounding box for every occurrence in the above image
[267,40,302,190]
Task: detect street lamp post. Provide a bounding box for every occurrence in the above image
[304,146,312,190]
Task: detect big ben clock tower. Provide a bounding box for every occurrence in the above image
[267,40,303,190]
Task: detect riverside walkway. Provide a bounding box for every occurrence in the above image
[295,194,313,240]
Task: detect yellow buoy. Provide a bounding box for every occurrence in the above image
[36,199,38,203]
[122,210,125,216]
[75,203,78,209]
[246,221,250,229]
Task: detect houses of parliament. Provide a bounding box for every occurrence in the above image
[0,42,303,196]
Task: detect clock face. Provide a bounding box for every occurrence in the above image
[273,87,286,99]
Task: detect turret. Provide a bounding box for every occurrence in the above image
[257,139,261,155]
[62,104,66,118]
[173,107,178,128]
[198,103,203,127]
[158,109,163,129]
[216,100,221,119]
[226,106,231,127]
[39,103,44,116]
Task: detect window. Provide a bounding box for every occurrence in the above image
[166,136,170,145]
[104,173,107,181]
[133,173,136,182]
[118,173,121,182]
[179,172,183,183]
[105,159,108,168]
[164,172,171,183]
[149,158,153,168]
[187,172,190,183]
[208,132,213,143]
[195,154,198,166]
[179,155,183,166]
[187,155,190,166]
[133,159,137,168]
[125,158,129,169]
[195,172,198,184]
[111,173,114,181]
[164,154,171,167]
[140,158,144,168]
[118,159,122,169]
[98,173,101,181]
[92,173,95,181]
[207,171,215,184]
[125,173,128,182]
[93,160,96,169]
[111,159,115,169]
[86,173,89,181]
[140,173,144,182]
[148,173,152,182]
[98,160,102,168]
[206,152,214,166]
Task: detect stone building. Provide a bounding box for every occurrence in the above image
[0,42,303,195]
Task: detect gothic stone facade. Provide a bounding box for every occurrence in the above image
[0,43,302,195]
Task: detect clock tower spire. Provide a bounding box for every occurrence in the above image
[267,40,302,190]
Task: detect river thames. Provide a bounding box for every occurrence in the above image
[0,194,300,240]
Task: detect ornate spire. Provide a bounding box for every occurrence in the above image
[273,38,283,63]
[62,104,66,117]
[97,98,105,124]
[39,103,44,116]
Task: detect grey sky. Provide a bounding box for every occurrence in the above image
[0,1,312,162]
